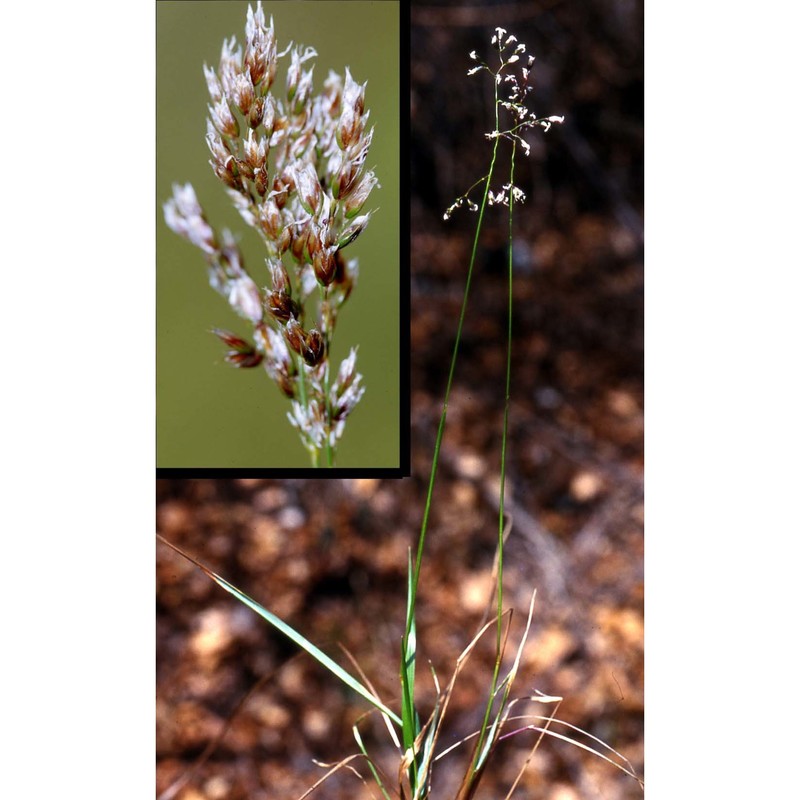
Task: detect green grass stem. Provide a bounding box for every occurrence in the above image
[399,106,502,795]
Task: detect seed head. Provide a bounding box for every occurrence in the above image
[267,289,300,322]
[206,119,231,165]
[303,329,325,366]
[227,274,263,323]
[257,196,282,239]
[203,64,223,103]
[211,328,251,351]
[343,170,379,218]
[445,32,563,220]
[243,129,268,170]
[231,72,255,114]
[255,324,296,395]
[211,328,263,368]
[163,183,218,255]
[336,68,366,149]
[287,399,327,450]
[245,2,277,88]
[286,45,318,106]
[289,220,311,262]
[219,36,242,96]
[312,246,337,286]
[336,212,372,251]
[164,2,377,462]
[281,320,325,367]
[209,98,240,138]
[266,257,291,293]
[290,162,322,214]
[330,348,365,423]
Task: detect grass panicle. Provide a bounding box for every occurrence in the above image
[163,2,378,466]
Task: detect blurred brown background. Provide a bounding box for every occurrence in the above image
[157,1,643,798]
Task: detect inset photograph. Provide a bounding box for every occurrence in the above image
[157,1,401,470]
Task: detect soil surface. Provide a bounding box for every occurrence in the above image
[157,456,643,800]
[157,2,643,798]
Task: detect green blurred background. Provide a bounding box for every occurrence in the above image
[156,1,400,468]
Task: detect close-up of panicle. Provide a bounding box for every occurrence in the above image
[162,1,380,467]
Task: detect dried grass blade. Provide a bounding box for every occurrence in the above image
[339,642,402,751]
[295,753,374,800]
[500,714,643,787]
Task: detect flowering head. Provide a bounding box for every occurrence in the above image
[444,29,563,220]
[162,1,381,466]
